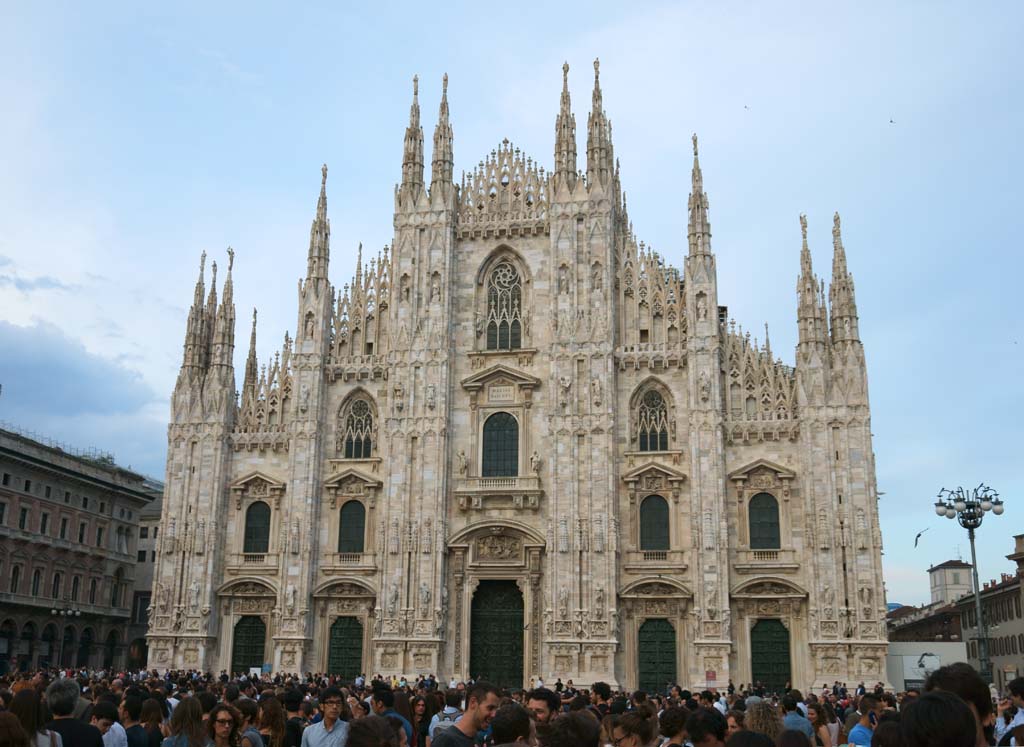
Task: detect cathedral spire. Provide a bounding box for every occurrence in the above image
[241,307,258,405]
[553,62,577,191]
[400,75,425,195]
[829,211,860,343]
[687,134,712,255]
[431,73,454,191]
[211,248,236,370]
[586,58,613,188]
[181,251,207,373]
[203,260,218,370]
[307,164,330,281]
[796,215,828,348]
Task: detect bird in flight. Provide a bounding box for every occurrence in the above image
[914,528,930,547]
[890,118,896,124]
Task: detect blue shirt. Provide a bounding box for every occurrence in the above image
[300,718,349,747]
[382,709,413,743]
[848,723,874,746]
[783,711,815,741]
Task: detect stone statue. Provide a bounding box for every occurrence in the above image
[699,371,711,403]
[474,312,484,337]
[426,384,437,410]
[592,263,603,290]
[595,587,605,619]
[156,582,170,613]
[431,277,440,301]
[291,520,300,554]
[859,585,873,607]
[558,376,572,408]
[188,581,200,611]
[558,586,569,618]
[420,583,431,612]
[530,451,542,473]
[286,583,297,614]
[591,378,602,407]
[299,384,310,414]
[387,582,399,615]
[456,450,468,475]
[393,384,404,412]
[696,293,708,321]
[558,265,569,294]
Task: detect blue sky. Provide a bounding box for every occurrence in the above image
[0,2,1020,605]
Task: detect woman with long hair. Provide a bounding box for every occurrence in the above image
[0,712,31,747]
[9,688,64,747]
[207,703,242,747]
[805,703,831,747]
[744,702,783,745]
[257,696,287,747]
[409,696,430,747]
[141,698,168,747]
[235,699,264,747]
[610,707,659,747]
[161,697,210,747]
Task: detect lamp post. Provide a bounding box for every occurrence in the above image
[934,484,1004,683]
[50,607,81,669]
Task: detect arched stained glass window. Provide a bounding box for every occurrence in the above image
[243,501,271,554]
[341,397,374,459]
[486,262,523,351]
[638,390,669,451]
[749,492,781,549]
[640,495,670,550]
[482,412,519,477]
[338,500,366,554]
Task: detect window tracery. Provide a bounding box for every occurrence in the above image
[338,396,376,459]
[485,261,523,350]
[637,390,669,451]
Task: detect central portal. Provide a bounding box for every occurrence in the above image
[470,580,524,687]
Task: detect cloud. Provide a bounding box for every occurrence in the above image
[0,274,77,292]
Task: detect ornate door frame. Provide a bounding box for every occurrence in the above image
[217,580,277,673]
[619,578,693,691]
[312,580,376,675]
[731,578,808,689]
[447,521,545,686]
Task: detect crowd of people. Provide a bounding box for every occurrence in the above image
[0,662,1021,747]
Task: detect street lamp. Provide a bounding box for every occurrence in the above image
[50,607,81,668]
[934,484,1005,683]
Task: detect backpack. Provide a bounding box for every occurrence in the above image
[433,709,461,737]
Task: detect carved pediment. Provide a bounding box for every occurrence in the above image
[461,364,541,392]
[620,577,693,598]
[728,459,796,483]
[218,579,276,596]
[230,472,286,509]
[622,462,687,501]
[323,468,382,508]
[732,578,807,598]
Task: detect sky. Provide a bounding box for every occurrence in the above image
[0,1,1021,606]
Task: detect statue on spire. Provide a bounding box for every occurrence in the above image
[692,133,699,157]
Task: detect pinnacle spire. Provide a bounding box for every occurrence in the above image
[586,57,613,188]
[307,165,330,281]
[687,134,712,255]
[797,214,827,347]
[431,73,454,190]
[829,211,860,343]
[400,75,425,194]
[181,251,209,373]
[242,307,258,405]
[553,62,577,190]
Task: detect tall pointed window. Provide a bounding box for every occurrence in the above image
[243,501,271,554]
[482,412,519,477]
[638,390,669,451]
[486,261,523,350]
[640,495,670,551]
[340,397,375,459]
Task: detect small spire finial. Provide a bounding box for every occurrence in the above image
[799,213,808,240]
[252,307,257,325]
[200,251,207,275]
[692,133,699,157]
[562,61,569,85]
[594,57,600,81]
[413,74,419,97]
[833,211,841,237]
[211,260,217,284]
[321,163,328,186]
[442,72,448,94]
[227,246,235,272]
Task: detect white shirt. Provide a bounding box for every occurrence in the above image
[103,721,128,747]
[1007,708,1024,746]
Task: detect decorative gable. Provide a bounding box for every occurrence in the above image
[323,468,383,509]
[622,462,688,503]
[230,472,286,509]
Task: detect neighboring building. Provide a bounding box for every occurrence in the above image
[0,424,159,673]
[957,555,1023,691]
[887,560,969,643]
[126,483,163,668]
[885,640,968,692]
[148,63,887,690]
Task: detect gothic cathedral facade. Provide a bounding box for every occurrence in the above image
[147,63,888,690]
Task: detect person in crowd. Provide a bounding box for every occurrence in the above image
[409,696,431,747]
[347,715,399,747]
[45,678,105,747]
[0,711,33,747]
[372,689,412,745]
[384,715,409,747]
[300,686,348,747]
[1002,677,1024,747]
[430,682,499,747]
[590,682,612,720]
[609,706,659,747]
[777,731,812,747]
[10,688,64,747]
[924,664,995,747]
[427,688,463,744]
[162,697,211,747]
[140,698,168,746]
[659,706,689,747]
[121,695,149,747]
[539,711,599,747]
[744,703,782,745]
[805,703,831,747]
[96,695,128,747]
[236,699,264,747]
[257,696,286,747]
[846,694,881,747]
[685,708,728,747]
[781,697,813,743]
[900,690,975,747]
[489,703,534,746]
[870,714,901,747]
[283,691,307,747]
[725,710,745,739]
[207,704,241,747]
[526,688,560,725]
[725,732,773,747]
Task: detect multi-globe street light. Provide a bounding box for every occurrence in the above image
[934,484,1004,683]
[50,607,81,668]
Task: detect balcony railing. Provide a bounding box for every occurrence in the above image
[643,551,668,561]
[243,553,266,564]
[734,548,798,574]
[226,552,279,575]
[322,552,377,574]
[456,475,542,492]
[623,549,688,571]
